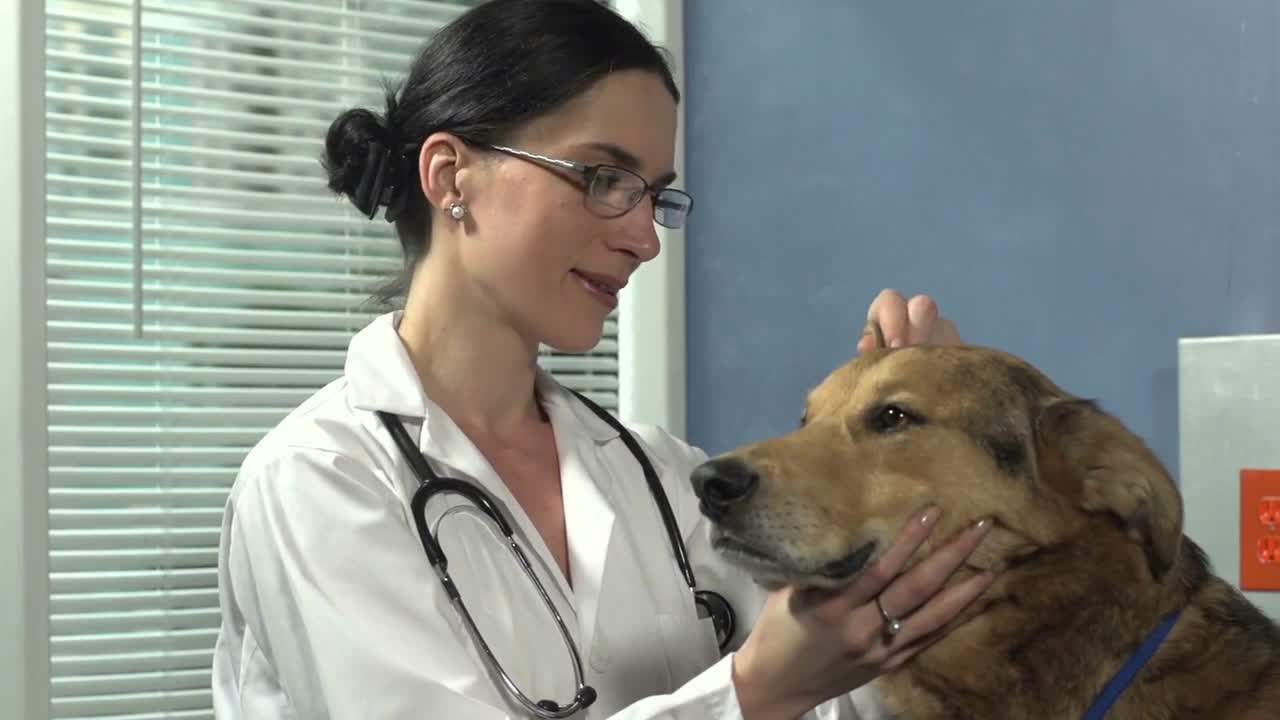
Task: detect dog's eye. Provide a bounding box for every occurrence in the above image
[869,403,920,433]
[799,411,808,428]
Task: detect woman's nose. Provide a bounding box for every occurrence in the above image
[609,197,661,261]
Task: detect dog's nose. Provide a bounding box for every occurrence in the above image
[690,457,759,523]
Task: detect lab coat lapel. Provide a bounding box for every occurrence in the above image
[537,374,624,657]
[555,424,616,654]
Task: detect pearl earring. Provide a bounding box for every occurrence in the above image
[448,202,467,221]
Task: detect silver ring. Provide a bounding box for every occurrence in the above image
[874,594,902,641]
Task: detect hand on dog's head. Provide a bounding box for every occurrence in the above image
[861,319,888,352]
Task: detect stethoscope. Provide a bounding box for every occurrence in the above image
[376,390,735,719]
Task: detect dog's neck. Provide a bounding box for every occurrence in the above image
[877,526,1209,720]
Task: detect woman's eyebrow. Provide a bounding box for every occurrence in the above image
[579,141,678,186]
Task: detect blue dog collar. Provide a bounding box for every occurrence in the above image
[1081,608,1183,720]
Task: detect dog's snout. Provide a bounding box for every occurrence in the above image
[691,457,760,522]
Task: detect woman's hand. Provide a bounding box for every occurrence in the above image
[730,507,995,720]
[857,289,962,352]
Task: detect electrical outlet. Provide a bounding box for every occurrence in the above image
[1240,469,1280,591]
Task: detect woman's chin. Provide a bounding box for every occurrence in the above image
[540,325,606,355]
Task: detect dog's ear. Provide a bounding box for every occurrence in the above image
[1034,398,1183,580]
[862,319,887,350]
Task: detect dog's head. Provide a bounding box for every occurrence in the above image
[692,330,1183,591]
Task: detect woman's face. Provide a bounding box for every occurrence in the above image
[456,69,679,354]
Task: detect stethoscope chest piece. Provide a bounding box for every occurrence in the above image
[695,589,736,651]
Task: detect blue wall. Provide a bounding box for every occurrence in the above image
[683,1,1279,477]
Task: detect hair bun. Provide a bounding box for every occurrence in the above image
[322,108,392,207]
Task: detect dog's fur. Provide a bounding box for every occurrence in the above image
[694,328,1280,719]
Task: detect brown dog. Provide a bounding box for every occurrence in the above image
[691,327,1280,719]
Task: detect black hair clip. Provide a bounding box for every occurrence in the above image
[353,143,391,220]
[353,143,415,224]
[382,152,413,224]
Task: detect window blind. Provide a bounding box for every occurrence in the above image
[43,1,621,716]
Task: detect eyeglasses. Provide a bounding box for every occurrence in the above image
[481,143,694,229]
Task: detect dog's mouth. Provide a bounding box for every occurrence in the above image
[711,531,879,589]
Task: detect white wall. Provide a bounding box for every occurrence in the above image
[1180,335,1280,621]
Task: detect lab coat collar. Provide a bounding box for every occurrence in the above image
[345,310,429,419]
[344,312,519,506]
[533,370,621,445]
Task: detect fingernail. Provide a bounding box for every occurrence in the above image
[971,517,994,534]
[890,338,904,348]
[919,506,942,526]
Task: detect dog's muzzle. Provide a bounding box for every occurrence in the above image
[690,456,760,523]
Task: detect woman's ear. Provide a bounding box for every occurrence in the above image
[417,132,469,211]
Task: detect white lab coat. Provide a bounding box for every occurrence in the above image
[212,311,884,719]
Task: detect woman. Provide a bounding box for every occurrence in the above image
[211,1,992,717]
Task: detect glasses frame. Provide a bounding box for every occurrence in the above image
[479,143,693,229]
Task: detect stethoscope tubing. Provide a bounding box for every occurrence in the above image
[375,392,734,718]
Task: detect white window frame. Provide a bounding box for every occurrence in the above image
[2,0,686,714]
[613,0,688,439]
[2,0,51,712]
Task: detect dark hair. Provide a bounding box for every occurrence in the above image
[322,0,680,307]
